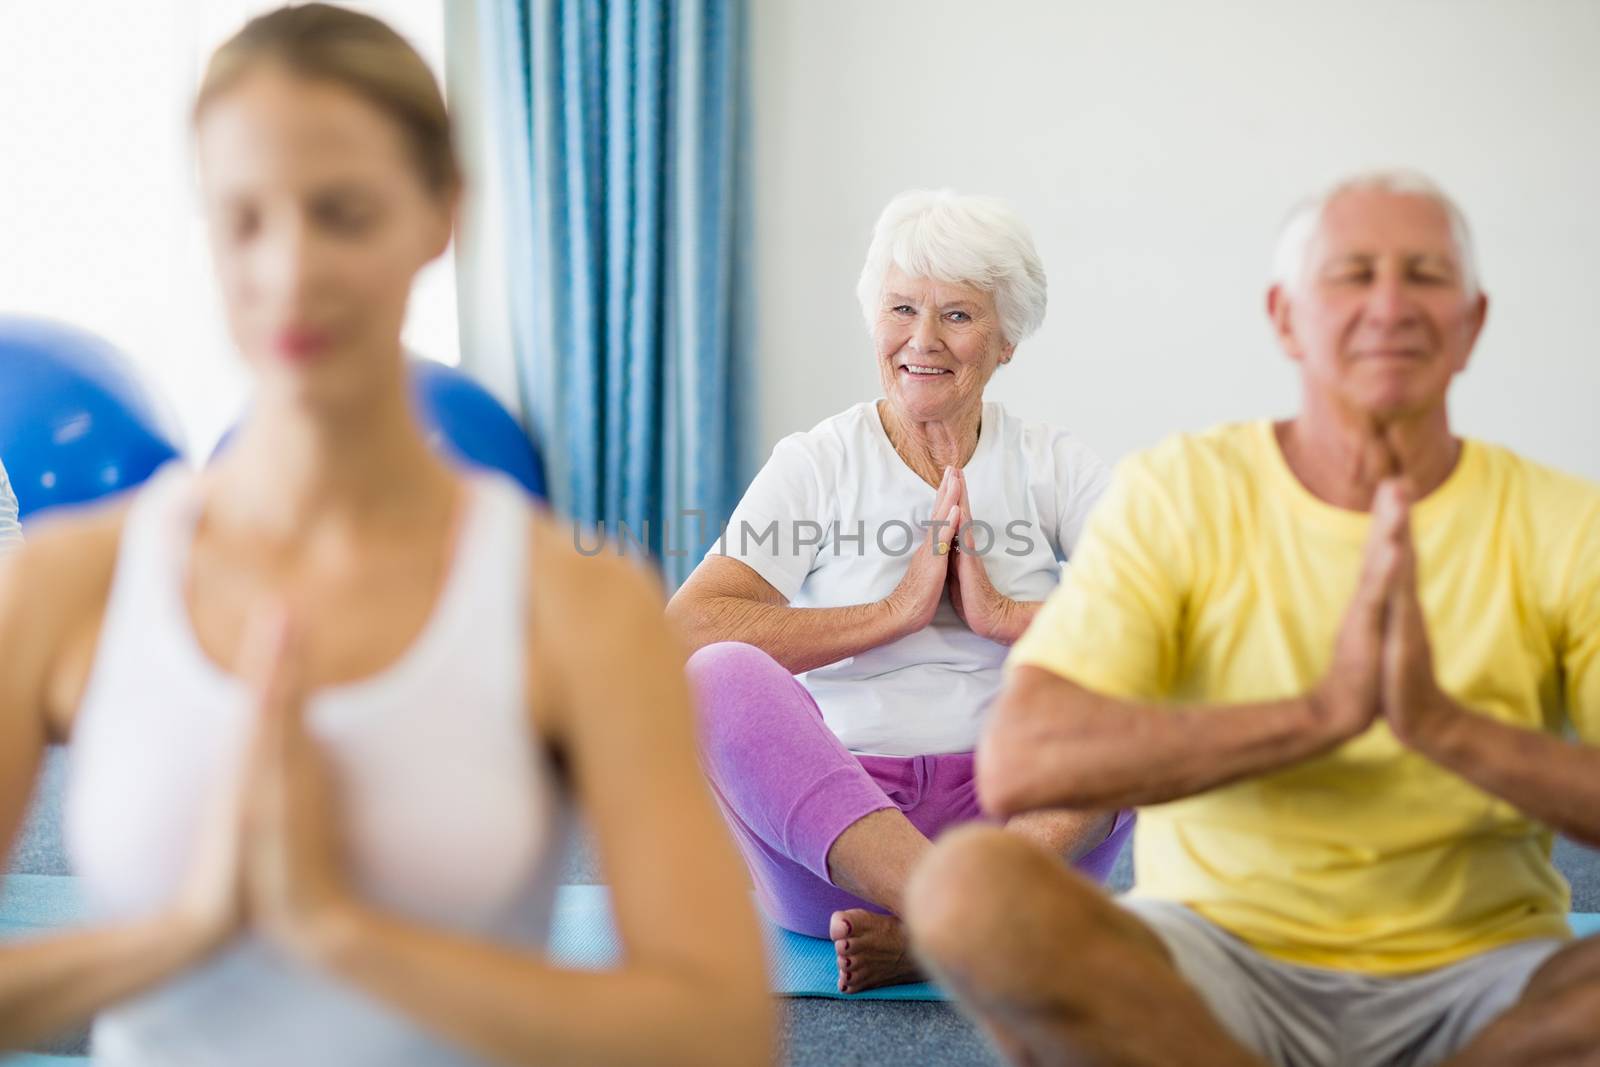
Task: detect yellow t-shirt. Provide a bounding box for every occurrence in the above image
[1010,419,1600,974]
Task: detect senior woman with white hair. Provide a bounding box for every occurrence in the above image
[668,190,1132,993]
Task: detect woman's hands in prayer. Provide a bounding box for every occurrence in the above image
[884,466,1031,644]
[169,605,361,968]
[238,605,361,966]
[944,467,1024,643]
[883,466,962,636]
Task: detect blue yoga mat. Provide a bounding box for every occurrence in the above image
[7,876,1598,1004]
[549,884,944,1000]
[0,877,81,935]
[0,876,942,1001]
[547,893,1600,1000]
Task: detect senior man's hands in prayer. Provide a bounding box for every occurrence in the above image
[1361,464,1600,853]
[1306,479,1408,745]
[1312,467,1492,753]
[1375,483,1468,749]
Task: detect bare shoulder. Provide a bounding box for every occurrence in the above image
[520,507,685,736]
[525,507,671,633]
[0,499,133,739]
[0,501,129,624]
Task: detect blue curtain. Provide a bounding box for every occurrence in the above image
[479,0,751,586]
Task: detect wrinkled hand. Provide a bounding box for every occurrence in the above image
[1378,485,1460,747]
[945,468,1017,642]
[1308,479,1408,744]
[885,466,961,636]
[240,604,358,963]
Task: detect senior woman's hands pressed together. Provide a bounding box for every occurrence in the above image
[943,467,1037,645]
[882,463,1037,646]
[881,464,961,637]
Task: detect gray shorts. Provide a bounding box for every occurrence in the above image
[1119,897,1564,1067]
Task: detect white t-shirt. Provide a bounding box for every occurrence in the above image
[709,400,1109,755]
[0,458,22,553]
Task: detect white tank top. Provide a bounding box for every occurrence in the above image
[65,464,571,1066]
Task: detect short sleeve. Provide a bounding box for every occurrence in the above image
[0,458,22,554]
[1562,505,1600,742]
[1052,436,1112,559]
[706,435,829,601]
[1009,453,1191,701]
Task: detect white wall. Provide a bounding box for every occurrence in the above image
[0,0,458,459]
[749,0,1600,483]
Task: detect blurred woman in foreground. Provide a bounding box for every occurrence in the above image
[0,6,771,1064]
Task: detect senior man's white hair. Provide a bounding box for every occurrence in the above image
[1271,169,1481,296]
[856,189,1048,347]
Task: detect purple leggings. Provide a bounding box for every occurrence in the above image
[687,641,1134,938]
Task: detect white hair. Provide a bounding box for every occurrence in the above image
[856,189,1048,346]
[1271,169,1480,296]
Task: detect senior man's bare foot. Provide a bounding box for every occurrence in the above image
[829,909,924,993]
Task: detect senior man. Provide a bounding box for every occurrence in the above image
[906,171,1600,1067]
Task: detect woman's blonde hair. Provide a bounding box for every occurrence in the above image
[194,3,460,196]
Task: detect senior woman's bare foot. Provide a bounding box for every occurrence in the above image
[829,909,924,993]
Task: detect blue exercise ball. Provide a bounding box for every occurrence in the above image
[212,359,546,502]
[410,360,547,501]
[0,316,182,520]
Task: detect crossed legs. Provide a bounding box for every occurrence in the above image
[825,803,1116,992]
[907,825,1600,1067]
[690,642,1124,993]
[1442,935,1600,1066]
[905,826,1265,1067]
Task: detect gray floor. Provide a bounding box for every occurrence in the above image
[12,749,1600,1066]
[559,828,1009,1067]
[558,821,1600,1067]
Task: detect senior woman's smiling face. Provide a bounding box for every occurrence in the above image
[873,266,1014,425]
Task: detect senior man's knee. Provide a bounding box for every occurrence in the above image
[1461,977,1600,1066]
[1546,980,1600,1046]
[906,825,1101,964]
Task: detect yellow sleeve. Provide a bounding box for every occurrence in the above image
[1009,451,1193,701]
[1563,504,1600,742]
